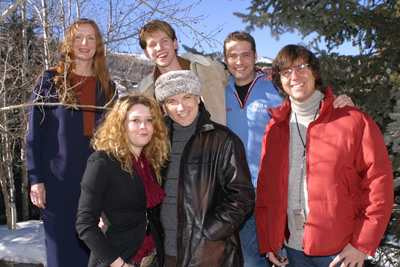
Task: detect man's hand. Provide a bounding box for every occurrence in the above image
[30,183,46,209]
[267,251,289,266]
[329,243,366,267]
[263,67,273,81]
[333,94,354,108]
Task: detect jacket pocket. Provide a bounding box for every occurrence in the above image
[194,238,227,267]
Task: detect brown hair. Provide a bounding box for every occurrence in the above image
[92,95,170,182]
[223,31,256,57]
[139,20,178,52]
[272,45,325,100]
[51,19,114,104]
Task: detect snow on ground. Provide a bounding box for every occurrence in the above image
[0,220,398,267]
[0,220,46,266]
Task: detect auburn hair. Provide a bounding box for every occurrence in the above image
[51,19,114,104]
[92,95,170,182]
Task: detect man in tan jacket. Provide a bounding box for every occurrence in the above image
[137,20,229,125]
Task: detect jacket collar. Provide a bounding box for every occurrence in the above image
[228,68,264,88]
[179,53,211,67]
[153,56,191,82]
[142,53,208,91]
[139,53,212,94]
[269,86,334,123]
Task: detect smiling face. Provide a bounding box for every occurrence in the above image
[224,40,257,86]
[72,24,97,64]
[280,59,316,103]
[143,30,180,74]
[124,104,154,156]
[162,93,200,127]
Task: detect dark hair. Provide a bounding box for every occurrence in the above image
[223,31,256,57]
[272,45,325,100]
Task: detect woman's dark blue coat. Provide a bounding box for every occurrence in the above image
[26,70,112,267]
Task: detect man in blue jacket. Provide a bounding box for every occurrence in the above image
[224,31,283,267]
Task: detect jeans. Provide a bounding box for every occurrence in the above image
[285,246,346,267]
[239,209,270,267]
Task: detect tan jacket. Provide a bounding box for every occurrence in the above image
[137,53,229,125]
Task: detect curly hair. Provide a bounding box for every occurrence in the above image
[51,19,114,104]
[272,45,325,100]
[92,95,170,182]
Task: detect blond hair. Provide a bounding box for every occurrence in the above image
[92,95,170,182]
[51,19,114,104]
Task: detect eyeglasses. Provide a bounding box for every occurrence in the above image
[280,63,309,78]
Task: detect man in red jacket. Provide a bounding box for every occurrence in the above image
[255,45,394,267]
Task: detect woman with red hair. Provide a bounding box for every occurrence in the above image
[26,19,115,267]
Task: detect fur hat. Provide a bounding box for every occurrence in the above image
[154,70,202,103]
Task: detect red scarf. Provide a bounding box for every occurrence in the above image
[131,152,165,262]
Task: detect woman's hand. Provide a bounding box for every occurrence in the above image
[110,257,136,267]
[30,183,46,209]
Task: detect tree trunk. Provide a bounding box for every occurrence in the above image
[0,129,17,230]
[0,155,11,226]
[20,0,30,222]
[41,0,50,69]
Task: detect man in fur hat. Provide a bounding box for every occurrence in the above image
[155,70,255,267]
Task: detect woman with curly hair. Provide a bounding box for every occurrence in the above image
[26,19,115,266]
[76,95,170,267]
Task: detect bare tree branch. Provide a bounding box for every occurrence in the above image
[0,102,111,113]
[0,0,26,22]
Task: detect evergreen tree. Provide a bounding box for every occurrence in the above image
[235,0,400,181]
[235,0,399,127]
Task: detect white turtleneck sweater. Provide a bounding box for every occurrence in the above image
[285,90,324,251]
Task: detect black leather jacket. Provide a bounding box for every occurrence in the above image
[163,103,255,267]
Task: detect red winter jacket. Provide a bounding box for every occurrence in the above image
[255,87,394,257]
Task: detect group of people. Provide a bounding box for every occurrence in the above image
[26,18,394,267]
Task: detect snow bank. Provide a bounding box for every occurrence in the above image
[0,220,46,266]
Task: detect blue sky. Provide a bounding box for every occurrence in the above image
[177,0,359,58]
